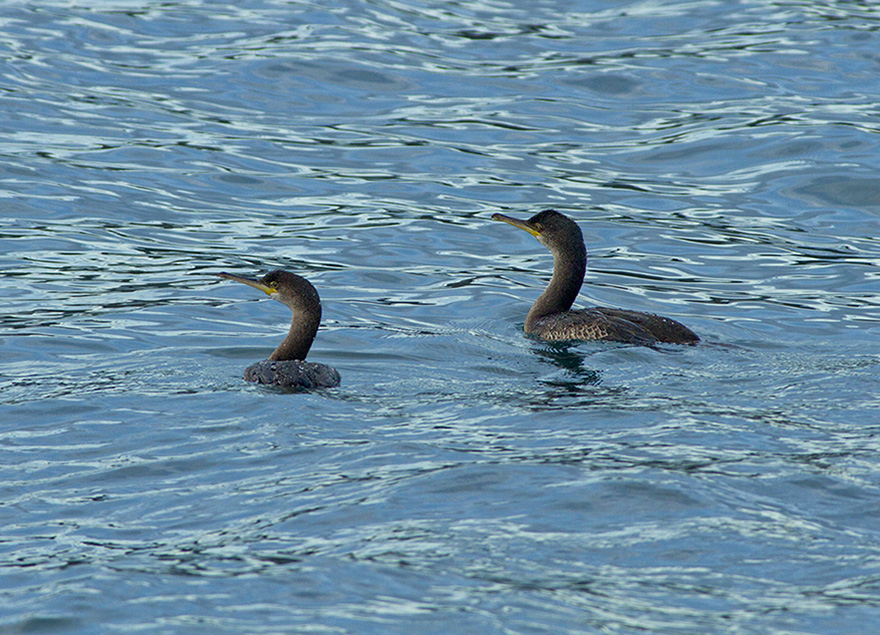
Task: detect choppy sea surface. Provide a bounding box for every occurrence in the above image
[2,1,880,632]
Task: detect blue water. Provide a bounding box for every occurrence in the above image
[2,0,880,632]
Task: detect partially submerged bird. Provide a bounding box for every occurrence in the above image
[492,210,699,346]
[217,270,340,388]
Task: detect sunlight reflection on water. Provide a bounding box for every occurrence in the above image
[2,0,880,632]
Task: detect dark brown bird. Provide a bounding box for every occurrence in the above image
[492,210,699,346]
[217,270,340,388]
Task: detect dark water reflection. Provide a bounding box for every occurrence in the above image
[2,0,880,632]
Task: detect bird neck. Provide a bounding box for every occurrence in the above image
[268,306,321,361]
[525,243,586,331]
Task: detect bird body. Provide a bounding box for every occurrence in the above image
[218,270,340,389]
[244,360,340,389]
[529,307,697,346]
[492,210,699,346]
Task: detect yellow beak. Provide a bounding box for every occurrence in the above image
[217,272,276,297]
[492,213,541,237]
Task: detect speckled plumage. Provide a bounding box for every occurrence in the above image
[530,307,698,346]
[492,210,699,346]
[218,269,340,389]
[244,360,341,389]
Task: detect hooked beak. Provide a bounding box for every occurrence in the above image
[491,213,541,238]
[217,272,276,297]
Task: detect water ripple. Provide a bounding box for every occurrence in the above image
[3,0,880,632]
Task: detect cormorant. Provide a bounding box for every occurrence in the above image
[492,210,699,346]
[217,270,341,388]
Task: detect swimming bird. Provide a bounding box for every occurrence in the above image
[217,270,340,388]
[492,210,699,346]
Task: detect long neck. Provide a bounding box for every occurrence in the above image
[525,242,586,331]
[269,306,321,361]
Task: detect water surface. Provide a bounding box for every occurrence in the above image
[2,0,880,632]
